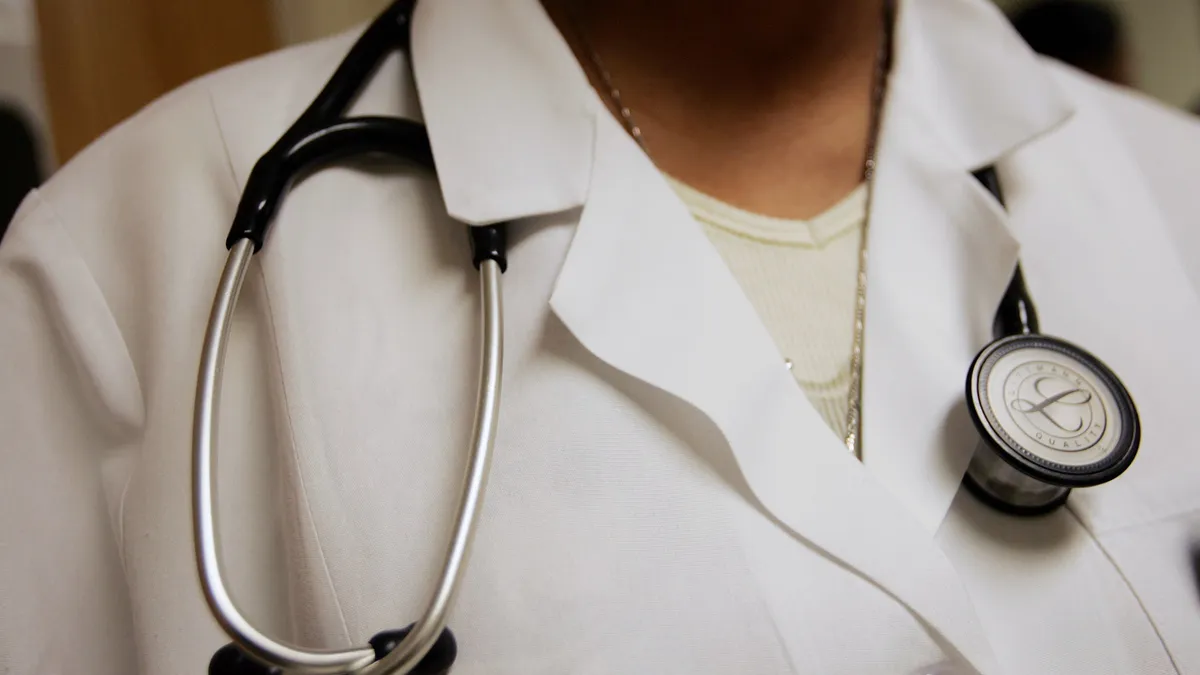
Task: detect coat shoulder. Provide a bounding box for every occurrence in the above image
[18,29,375,361]
[38,28,365,244]
[1045,58,1200,152]
[1045,61,1200,278]
[27,28,370,298]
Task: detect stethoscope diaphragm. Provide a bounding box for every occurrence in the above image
[963,334,1140,515]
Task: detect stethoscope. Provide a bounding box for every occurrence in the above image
[193,1,1141,673]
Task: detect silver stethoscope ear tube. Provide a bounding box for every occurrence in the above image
[193,241,503,675]
[362,258,503,675]
[193,240,376,674]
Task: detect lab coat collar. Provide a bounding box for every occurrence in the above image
[890,0,1074,169]
[408,0,1075,532]
[405,0,1079,669]
[410,0,596,225]
[409,0,1074,226]
[856,0,1073,533]
[206,0,1079,669]
[552,112,1004,675]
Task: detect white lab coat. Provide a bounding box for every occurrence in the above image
[2,0,1199,673]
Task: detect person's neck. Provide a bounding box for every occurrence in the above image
[547,0,888,219]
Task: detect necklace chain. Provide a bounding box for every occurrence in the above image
[564,3,894,459]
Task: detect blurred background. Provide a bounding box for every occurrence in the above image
[2,0,1199,231]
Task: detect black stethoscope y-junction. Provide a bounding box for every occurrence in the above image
[193,1,1141,673]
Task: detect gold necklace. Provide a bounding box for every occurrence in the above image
[562,3,894,459]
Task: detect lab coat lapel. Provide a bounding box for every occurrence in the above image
[859,106,1021,534]
[550,114,999,675]
[857,0,1074,534]
[358,0,1085,668]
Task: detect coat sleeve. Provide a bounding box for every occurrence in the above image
[0,191,143,674]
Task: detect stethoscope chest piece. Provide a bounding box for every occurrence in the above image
[963,334,1141,516]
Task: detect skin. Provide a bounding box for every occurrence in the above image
[544,0,888,220]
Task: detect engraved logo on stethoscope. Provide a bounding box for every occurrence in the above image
[1002,360,1107,452]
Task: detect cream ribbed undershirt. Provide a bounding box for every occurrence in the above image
[668,178,868,439]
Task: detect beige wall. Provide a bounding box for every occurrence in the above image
[35,0,275,162]
[995,0,1200,108]
[273,0,390,45]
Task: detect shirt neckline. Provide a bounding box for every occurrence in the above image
[666,176,868,248]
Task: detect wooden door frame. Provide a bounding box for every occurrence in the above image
[35,0,277,162]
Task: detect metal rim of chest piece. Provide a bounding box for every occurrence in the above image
[963,334,1141,515]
